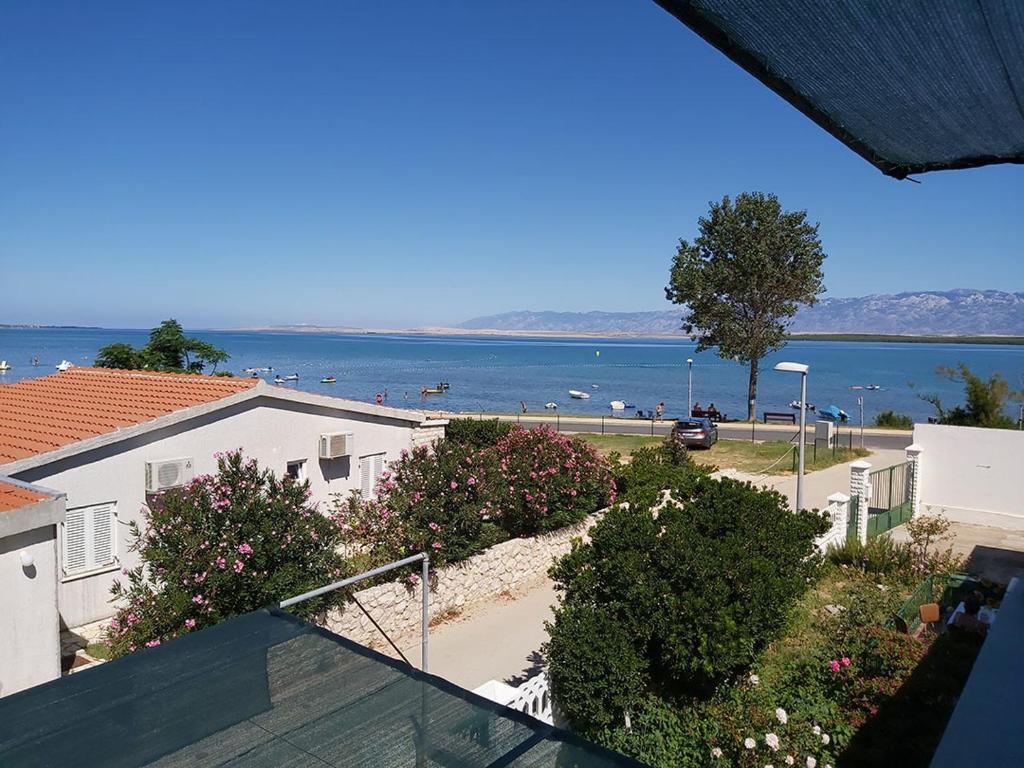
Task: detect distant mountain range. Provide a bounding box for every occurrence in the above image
[458,290,1024,336]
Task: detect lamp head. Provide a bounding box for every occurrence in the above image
[774,361,809,374]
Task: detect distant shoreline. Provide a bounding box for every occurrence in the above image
[227,326,1024,345]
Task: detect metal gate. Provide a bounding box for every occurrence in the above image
[867,461,913,537]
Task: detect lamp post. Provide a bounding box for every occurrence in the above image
[687,358,694,417]
[858,395,865,449]
[775,361,809,512]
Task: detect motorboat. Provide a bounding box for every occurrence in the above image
[591,384,600,389]
[568,390,590,399]
[865,384,882,390]
[0,360,10,372]
[56,360,73,372]
[790,400,815,411]
[422,386,444,395]
[244,367,273,374]
[818,404,849,423]
[544,402,558,409]
[320,376,337,384]
[609,400,626,410]
[282,373,299,381]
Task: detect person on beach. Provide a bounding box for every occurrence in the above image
[521,400,528,414]
[656,402,664,420]
[375,392,383,405]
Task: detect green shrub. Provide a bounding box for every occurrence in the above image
[105,450,346,657]
[873,410,913,429]
[827,534,913,579]
[612,438,712,508]
[545,477,828,736]
[444,417,514,448]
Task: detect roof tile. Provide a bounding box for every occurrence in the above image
[0,481,49,513]
[0,368,257,464]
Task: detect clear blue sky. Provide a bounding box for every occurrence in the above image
[2,1,1021,329]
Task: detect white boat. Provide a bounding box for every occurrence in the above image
[243,366,273,374]
[56,360,73,372]
[609,400,626,410]
[568,390,590,399]
[282,373,299,381]
[544,402,558,409]
[789,400,815,411]
[0,360,11,372]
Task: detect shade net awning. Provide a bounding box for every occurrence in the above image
[0,610,643,768]
[654,0,1024,178]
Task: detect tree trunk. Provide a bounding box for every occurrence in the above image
[747,358,759,421]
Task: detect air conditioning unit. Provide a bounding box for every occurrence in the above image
[319,431,354,459]
[145,458,194,492]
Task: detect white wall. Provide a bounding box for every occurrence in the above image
[0,510,61,696]
[12,397,429,628]
[914,423,1024,530]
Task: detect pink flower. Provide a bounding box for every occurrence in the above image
[185,618,196,629]
[215,556,227,569]
[841,656,852,667]
[193,594,205,604]
[145,639,161,648]
[233,559,245,573]
[450,480,458,490]
[829,660,841,673]
[467,476,477,486]
[408,573,420,585]
[431,541,442,550]
[428,521,440,531]
[237,542,253,555]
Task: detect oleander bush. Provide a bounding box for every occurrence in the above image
[104,450,346,657]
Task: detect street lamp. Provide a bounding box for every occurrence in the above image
[687,358,694,417]
[774,361,809,512]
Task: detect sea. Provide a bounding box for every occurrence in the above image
[2,328,1023,424]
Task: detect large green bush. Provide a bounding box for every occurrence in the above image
[104,451,345,657]
[545,477,828,735]
[611,438,712,508]
[444,417,515,448]
[873,410,913,429]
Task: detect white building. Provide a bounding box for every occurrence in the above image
[0,368,446,630]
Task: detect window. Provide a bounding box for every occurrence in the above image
[359,453,386,497]
[63,502,117,577]
[285,460,307,483]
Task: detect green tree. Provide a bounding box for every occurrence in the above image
[104,450,346,657]
[919,362,1023,429]
[544,476,827,736]
[666,192,826,421]
[96,318,230,374]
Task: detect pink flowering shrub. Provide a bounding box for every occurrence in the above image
[491,426,615,536]
[104,450,345,657]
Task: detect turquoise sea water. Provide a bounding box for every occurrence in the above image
[2,328,1022,424]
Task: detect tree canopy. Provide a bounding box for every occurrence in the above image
[666,192,826,420]
[96,319,229,374]
[919,362,1023,429]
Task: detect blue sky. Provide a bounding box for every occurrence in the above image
[2,1,1021,329]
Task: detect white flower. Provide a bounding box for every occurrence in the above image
[711,747,723,759]
[824,765,834,768]
[812,725,821,736]
[821,733,831,745]
[775,707,788,725]
[745,738,757,750]
[785,757,795,766]
[806,757,817,768]
[749,674,761,686]
[765,733,780,751]
[765,765,775,768]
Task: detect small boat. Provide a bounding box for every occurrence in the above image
[818,404,849,423]
[865,384,882,391]
[789,400,815,411]
[591,384,600,389]
[544,402,558,409]
[320,376,337,384]
[282,373,299,381]
[849,385,864,390]
[244,366,273,374]
[0,360,10,372]
[56,360,73,372]
[609,400,626,410]
[568,390,590,399]
[421,387,443,395]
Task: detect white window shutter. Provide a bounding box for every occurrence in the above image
[360,457,372,497]
[91,503,116,568]
[373,454,385,490]
[64,507,88,574]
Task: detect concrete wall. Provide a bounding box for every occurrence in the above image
[0,498,62,697]
[12,397,435,628]
[323,512,602,649]
[913,423,1024,530]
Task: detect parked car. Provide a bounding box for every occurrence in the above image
[671,417,718,449]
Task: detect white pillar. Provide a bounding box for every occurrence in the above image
[906,444,923,518]
[850,460,872,544]
[827,491,851,535]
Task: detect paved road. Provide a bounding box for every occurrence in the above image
[444,412,913,451]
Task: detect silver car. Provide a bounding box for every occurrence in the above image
[671,417,719,449]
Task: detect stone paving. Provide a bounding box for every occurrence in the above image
[890,521,1024,584]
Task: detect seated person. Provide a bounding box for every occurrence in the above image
[707,403,719,419]
[953,595,988,635]
[692,402,703,416]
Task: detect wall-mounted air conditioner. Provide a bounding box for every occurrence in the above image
[145,458,194,492]
[319,431,354,459]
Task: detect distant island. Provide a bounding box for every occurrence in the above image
[0,324,102,330]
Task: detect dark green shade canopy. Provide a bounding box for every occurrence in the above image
[0,610,643,768]
[655,0,1024,178]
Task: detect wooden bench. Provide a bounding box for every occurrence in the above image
[763,411,796,424]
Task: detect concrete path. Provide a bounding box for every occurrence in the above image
[396,576,557,690]
[889,521,1024,584]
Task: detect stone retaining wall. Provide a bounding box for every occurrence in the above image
[322,511,603,648]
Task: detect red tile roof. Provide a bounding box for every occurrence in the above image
[0,481,48,512]
[0,368,258,464]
